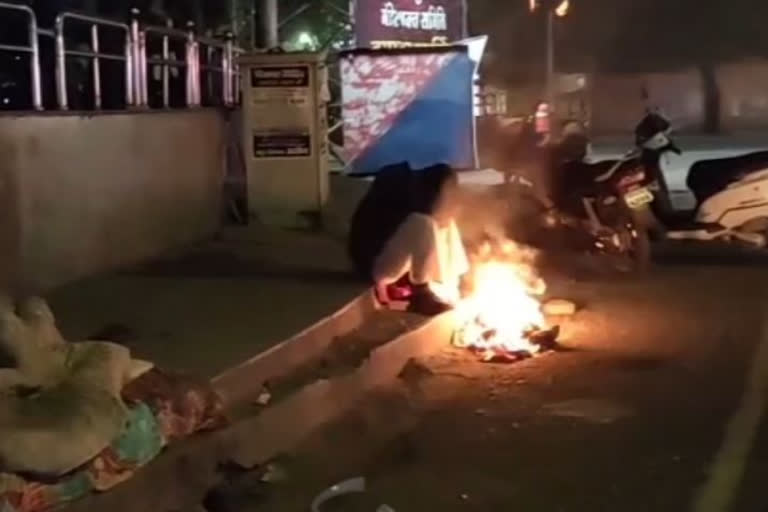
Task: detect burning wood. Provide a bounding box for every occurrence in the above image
[453,241,560,362]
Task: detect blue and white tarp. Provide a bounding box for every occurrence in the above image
[340,41,485,175]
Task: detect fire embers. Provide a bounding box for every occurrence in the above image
[453,320,560,363]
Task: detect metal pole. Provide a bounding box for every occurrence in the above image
[230,0,238,37]
[162,19,171,108]
[139,31,148,106]
[124,29,134,106]
[545,8,555,115]
[91,24,102,109]
[262,0,278,49]
[461,0,468,39]
[224,32,234,106]
[131,9,144,106]
[186,23,194,106]
[194,41,201,105]
[186,21,200,106]
[233,48,241,102]
[250,2,257,50]
[54,15,68,110]
[27,10,42,110]
[545,9,554,104]
[205,30,214,103]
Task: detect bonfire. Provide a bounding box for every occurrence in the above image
[452,240,559,362]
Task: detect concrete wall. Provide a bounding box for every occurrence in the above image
[500,59,768,135]
[0,109,226,291]
[718,59,768,132]
[590,68,704,134]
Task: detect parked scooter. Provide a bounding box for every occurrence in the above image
[632,113,768,247]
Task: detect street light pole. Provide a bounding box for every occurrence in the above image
[230,0,239,41]
[261,0,279,49]
[534,0,568,135]
[545,7,555,115]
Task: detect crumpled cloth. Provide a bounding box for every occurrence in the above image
[0,403,162,512]
[0,342,136,478]
[121,367,228,441]
[0,370,227,512]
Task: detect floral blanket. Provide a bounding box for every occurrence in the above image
[0,369,227,512]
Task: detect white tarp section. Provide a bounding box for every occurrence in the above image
[457,35,489,117]
[458,35,488,168]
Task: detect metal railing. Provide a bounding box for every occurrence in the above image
[198,32,239,106]
[232,46,244,104]
[140,20,199,107]
[0,2,42,110]
[0,5,241,111]
[55,12,133,110]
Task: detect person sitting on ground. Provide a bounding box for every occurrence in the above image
[347,163,470,316]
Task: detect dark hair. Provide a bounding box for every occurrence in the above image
[411,164,459,215]
[347,162,414,278]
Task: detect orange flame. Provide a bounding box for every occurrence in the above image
[454,241,548,360]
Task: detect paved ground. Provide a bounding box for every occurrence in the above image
[235,246,768,512]
[45,226,364,378]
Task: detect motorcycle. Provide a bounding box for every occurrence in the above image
[632,113,768,248]
[504,130,652,271]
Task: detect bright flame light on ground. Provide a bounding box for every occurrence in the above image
[453,241,551,361]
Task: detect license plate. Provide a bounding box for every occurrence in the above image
[624,187,654,208]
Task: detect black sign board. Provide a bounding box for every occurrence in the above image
[253,133,312,158]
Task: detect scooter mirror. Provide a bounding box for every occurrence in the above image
[666,141,682,155]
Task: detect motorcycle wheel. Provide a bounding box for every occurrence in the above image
[601,212,651,273]
[625,224,651,271]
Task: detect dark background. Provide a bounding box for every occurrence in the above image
[2,0,767,115]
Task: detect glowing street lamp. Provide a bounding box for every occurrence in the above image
[529,0,569,15]
[554,0,569,17]
[296,31,316,50]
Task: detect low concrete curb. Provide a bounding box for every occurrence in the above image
[226,311,455,469]
[212,290,378,408]
[66,306,455,512]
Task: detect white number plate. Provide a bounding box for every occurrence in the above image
[624,187,654,208]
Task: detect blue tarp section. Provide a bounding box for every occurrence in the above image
[350,53,476,175]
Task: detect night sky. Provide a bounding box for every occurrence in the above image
[470,0,768,83]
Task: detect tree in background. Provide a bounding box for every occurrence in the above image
[277,0,352,51]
